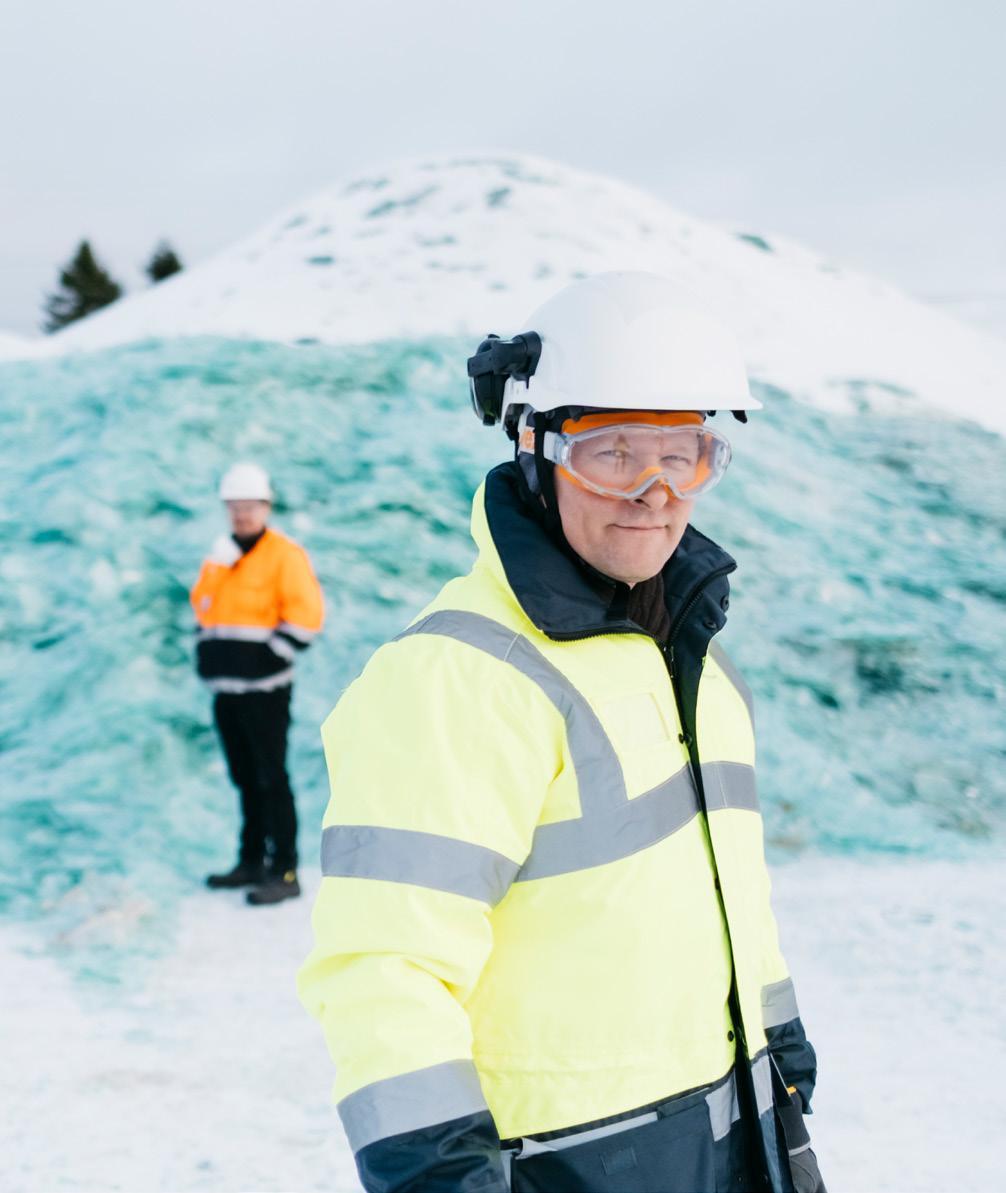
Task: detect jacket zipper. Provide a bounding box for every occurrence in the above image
[666,562,735,648]
[545,560,765,1159]
[657,567,752,1067]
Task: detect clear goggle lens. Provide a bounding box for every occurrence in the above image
[550,417,731,500]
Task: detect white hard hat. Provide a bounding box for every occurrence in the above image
[493,271,760,428]
[219,462,273,502]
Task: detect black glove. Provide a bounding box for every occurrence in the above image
[788,1144,826,1193]
[776,1086,826,1193]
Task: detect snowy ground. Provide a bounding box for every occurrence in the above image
[4,858,1003,1193]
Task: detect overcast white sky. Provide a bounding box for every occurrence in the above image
[1,0,1004,335]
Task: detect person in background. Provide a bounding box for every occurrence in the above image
[191,462,324,906]
[298,274,825,1191]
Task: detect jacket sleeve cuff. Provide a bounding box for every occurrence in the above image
[340,1061,507,1193]
[354,1110,507,1193]
[765,1016,818,1114]
[762,980,818,1114]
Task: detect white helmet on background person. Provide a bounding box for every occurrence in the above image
[467,271,761,435]
[219,462,273,502]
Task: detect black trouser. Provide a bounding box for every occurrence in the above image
[213,686,297,872]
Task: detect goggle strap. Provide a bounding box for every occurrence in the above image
[518,424,563,464]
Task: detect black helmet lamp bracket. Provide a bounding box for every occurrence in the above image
[467,331,543,429]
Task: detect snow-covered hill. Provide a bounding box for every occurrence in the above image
[7,154,1006,432]
[0,329,49,361]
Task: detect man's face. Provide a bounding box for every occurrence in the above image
[555,417,699,585]
[226,500,270,538]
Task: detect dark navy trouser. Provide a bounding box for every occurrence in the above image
[213,686,297,871]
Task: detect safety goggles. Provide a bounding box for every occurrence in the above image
[522,411,732,500]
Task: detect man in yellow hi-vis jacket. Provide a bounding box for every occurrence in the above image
[299,274,825,1192]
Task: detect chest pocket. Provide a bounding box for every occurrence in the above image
[597,690,687,797]
[599,692,674,750]
[227,568,278,623]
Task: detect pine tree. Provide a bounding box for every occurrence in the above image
[43,240,123,333]
[145,240,183,283]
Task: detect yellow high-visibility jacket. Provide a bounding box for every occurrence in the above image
[299,465,813,1192]
[190,527,324,692]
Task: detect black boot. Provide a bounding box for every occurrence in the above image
[246,869,301,905]
[206,861,267,889]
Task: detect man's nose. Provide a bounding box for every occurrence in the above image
[635,480,672,510]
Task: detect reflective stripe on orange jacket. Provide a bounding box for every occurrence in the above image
[190,528,324,692]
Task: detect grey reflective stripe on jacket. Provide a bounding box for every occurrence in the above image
[338,1059,490,1154]
[702,761,759,813]
[205,668,294,693]
[706,1052,774,1140]
[277,619,317,644]
[197,624,276,643]
[761,977,800,1029]
[321,609,758,901]
[321,824,520,906]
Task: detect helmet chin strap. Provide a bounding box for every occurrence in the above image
[513,410,573,551]
[533,413,565,538]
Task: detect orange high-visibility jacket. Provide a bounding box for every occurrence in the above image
[190,528,324,693]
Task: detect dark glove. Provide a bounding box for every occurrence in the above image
[788,1144,826,1193]
[775,1081,826,1193]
